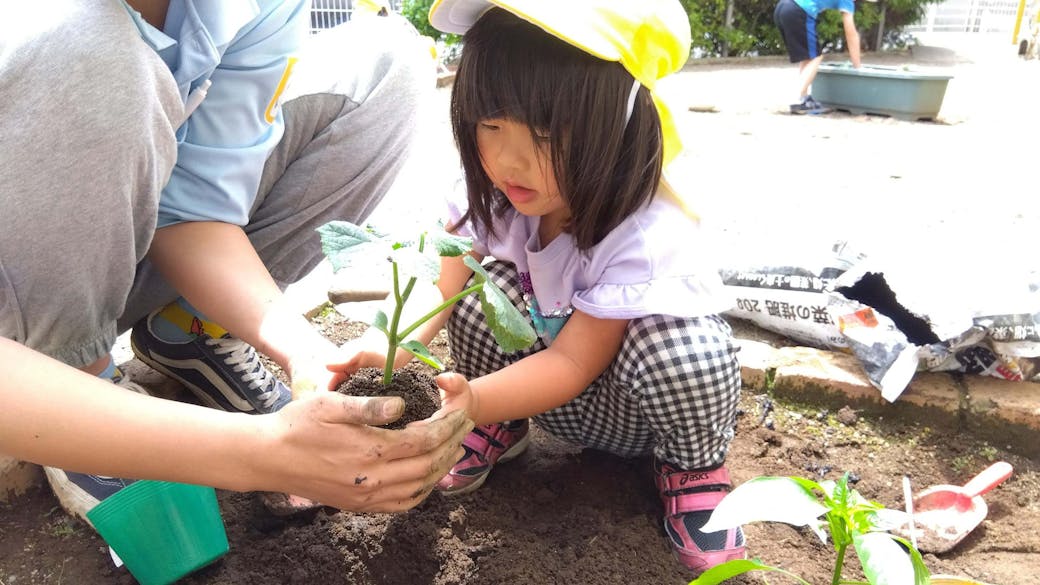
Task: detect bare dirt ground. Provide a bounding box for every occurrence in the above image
[3,38,1039,585]
[3,310,1039,585]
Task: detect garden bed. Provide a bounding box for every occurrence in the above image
[2,308,1038,585]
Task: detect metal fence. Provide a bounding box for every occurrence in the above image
[905,0,1024,33]
[309,0,404,33]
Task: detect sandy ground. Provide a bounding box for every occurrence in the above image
[109,33,1038,369]
[368,35,1039,286]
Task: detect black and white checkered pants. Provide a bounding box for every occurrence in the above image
[447,261,741,470]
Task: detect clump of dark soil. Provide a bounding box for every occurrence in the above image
[335,366,440,429]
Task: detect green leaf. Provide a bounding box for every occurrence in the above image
[389,247,440,284]
[370,310,390,335]
[700,477,829,534]
[317,221,383,272]
[854,532,917,585]
[426,229,473,257]
[688,559,810,585]
[466,257,537,353]
[888,535,931,585]
[467,255,489,284]
[400,340,444,370]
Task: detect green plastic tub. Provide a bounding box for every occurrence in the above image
[87,481,229,585]
[812,63,953,121]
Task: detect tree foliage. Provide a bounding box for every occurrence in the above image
[402,0,939,59]
[677,0,938,57]
[401,0,460,44]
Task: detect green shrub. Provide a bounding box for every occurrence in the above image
[401,0,935,59]
[680,0,934,57]
[401,0,460,45]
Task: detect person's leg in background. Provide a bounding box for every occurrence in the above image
[123,15,438,414]
[774,0,828,114]
[0,0,182,523]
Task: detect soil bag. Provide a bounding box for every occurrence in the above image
[720,241,1040,401]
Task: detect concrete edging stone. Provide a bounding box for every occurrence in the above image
[738,338,1040,459]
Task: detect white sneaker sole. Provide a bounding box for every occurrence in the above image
[43,467,100,527]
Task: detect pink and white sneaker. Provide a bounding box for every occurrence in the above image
[655,460,747,574]
[435,420,530,495]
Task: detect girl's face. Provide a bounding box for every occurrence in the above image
[475,117,569,242]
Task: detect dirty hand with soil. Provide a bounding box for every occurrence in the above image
[253,390,473,512]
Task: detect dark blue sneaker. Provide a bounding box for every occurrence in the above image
[790,95,831,115]
[130,311,291,414]
[44,468,137,526]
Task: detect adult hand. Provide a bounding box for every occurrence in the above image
[254,391,472,512]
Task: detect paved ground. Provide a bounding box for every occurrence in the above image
[338,36,1038,322]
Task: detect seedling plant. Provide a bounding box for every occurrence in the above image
[317,220,537,386]
[692,473,930,585]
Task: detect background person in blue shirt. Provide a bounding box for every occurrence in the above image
[774,0,869,114]
[0,0,471,523]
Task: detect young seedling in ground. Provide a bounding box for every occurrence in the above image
[317,221,537,426]
[691,473,930,585]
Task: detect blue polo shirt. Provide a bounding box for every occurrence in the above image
[120,0,308,228]
[793,0,855,18]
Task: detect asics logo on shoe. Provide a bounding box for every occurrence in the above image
[679,472,712,485]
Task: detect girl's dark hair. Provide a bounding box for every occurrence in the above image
[448,7,664,251]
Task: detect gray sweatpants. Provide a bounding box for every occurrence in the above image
[0,1,433,368]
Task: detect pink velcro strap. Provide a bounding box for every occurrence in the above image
[462,428,493,454]
[485,424,514,444]
[664,485,728,517]
[659,466,731,494]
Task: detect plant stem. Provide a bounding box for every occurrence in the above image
[383,263,406,386]
[396,283,483,341]
[831,543,848,585]
[381,236,425,386]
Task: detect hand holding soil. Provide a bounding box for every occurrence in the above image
[317,220,534,430]
[254,391,472,513]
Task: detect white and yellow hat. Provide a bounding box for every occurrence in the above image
[429,0,692,167]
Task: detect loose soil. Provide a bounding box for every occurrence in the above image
[335,367,440,430]
[3,308,1039,585]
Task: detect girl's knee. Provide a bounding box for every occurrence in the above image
[627,315,738,371]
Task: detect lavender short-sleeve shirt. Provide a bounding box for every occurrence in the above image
[447,190,734,344]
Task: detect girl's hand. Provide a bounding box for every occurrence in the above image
[323,337,390,388]
[287,337,342,399]
[254,391,472,512]
[433,372,479,424]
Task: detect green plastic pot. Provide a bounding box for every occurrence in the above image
[86,480,229,585]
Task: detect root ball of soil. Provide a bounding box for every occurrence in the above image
[335,366,440,429]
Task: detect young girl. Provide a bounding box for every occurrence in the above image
[345,0,746,574]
